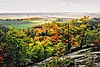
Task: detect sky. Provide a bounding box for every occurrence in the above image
[0,0,100,13]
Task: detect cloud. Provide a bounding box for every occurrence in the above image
[0,0,99,13]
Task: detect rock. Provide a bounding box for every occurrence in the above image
[68,48,91,55]
[27,47,100,67]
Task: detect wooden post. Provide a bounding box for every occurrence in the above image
[68,23,71,53]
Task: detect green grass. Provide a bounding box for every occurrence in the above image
[0,18,66,29]
[0,20,51,29]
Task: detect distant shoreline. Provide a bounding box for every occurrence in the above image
[0,12,100,19]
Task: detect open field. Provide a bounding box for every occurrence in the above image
[0,20,53,29]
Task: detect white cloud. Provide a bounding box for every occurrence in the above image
[0,0,99,13]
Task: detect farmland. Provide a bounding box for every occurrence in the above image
[0,20,52,29]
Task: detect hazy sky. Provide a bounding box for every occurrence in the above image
[0,0,100,13]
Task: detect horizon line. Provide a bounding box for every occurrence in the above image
[0,12,100,14]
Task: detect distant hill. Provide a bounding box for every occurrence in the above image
[0,12,100,19]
